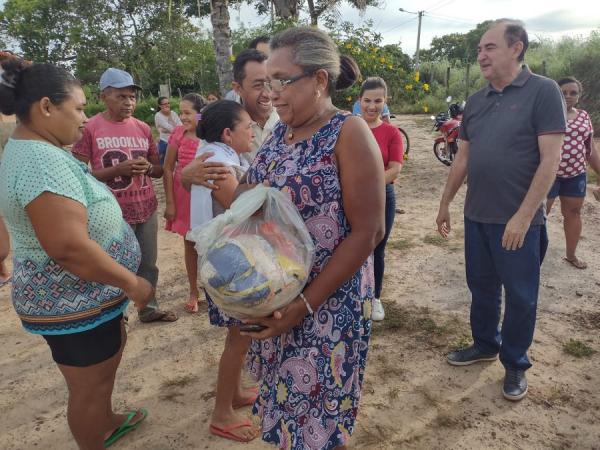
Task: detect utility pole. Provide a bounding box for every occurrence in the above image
[415,11,424,70]
[399,8,425,71]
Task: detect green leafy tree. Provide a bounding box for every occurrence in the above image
[1,0,77,63]
[420,20,493,64]
[328,20,426,111]
[420,33,469,63]
[306,0,380,26]
[1,0,217,94]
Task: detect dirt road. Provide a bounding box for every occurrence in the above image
[1,115,599,449]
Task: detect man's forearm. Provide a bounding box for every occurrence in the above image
[517,155,560,220]
[440,157,468,207]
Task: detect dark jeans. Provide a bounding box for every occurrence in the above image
[374,184,396,299]
[464,217,548,370]
[129,212,160,318]
[158,139,168,165]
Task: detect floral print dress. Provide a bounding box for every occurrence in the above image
[246,112,374,450]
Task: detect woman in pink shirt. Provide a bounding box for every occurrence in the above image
[547,77,600,269]
[163,93,206,312]
[359,77,404,321]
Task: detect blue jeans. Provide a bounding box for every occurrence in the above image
[129,212,160,318]
[158,139,168,165]
[464,217,548,370]
[374,184,396,298]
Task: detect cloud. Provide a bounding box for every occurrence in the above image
[525,10,600,32]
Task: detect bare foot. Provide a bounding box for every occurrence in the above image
[232,386,259,409]
[104,409,146,440]
[184,297,199,314]
[564,257,587,269]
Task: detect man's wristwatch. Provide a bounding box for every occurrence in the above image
[146,164,154,176]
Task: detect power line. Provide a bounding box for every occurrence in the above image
[381,16,418,34]
[427,12,479,26]
[422,0,452,11]
[427,0,457,13]
[398,8,427,68]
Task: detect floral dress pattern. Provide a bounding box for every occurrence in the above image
[245,112,374,450]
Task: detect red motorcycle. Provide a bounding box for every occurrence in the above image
[432,100,463,166]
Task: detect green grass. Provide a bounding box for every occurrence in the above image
[375,304,469,350]
[563,339,595,358]
[388,386,401,400]
[387,238,416,251]
[450,334,472,350]
[423,234,448,247]
[160,374,199,389]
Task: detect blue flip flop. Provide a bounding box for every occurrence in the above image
[104,408,148,448]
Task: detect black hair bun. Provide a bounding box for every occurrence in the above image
[0,58,27,115]
[336,55,361,91]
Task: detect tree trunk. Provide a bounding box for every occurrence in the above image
[210,0,233,96]
[272,0,299,20]
[306,0,318,25]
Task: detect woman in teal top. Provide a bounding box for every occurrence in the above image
[0,59,152,448]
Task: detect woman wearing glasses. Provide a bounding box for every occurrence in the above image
[154,96,181,165]
[546,76,600,269]
[240,27,385,450]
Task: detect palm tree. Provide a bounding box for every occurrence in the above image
[209,0,234,95]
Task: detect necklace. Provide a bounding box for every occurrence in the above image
[286,107,337,141]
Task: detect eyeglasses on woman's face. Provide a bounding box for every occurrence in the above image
[160,102,170,107]
[263,72,313,93]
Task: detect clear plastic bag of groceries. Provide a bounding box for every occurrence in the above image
[187,184,315,320]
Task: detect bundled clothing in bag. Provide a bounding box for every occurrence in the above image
[188,182,315,320]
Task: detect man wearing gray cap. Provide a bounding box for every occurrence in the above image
[73,68,178,323]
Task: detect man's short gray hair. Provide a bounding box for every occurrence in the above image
[491,18,529,62]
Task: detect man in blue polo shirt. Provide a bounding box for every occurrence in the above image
[436,19,566,401]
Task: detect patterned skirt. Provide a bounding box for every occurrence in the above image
[246,263,373,450]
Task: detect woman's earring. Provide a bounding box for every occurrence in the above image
[316,90,321,99]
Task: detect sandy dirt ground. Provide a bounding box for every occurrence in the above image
[1,115,600,450]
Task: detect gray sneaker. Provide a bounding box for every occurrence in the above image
[502,369,528,401]
[447,345,498,366]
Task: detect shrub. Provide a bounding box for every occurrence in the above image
[328,20,431,113]
[84,96,181,126]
